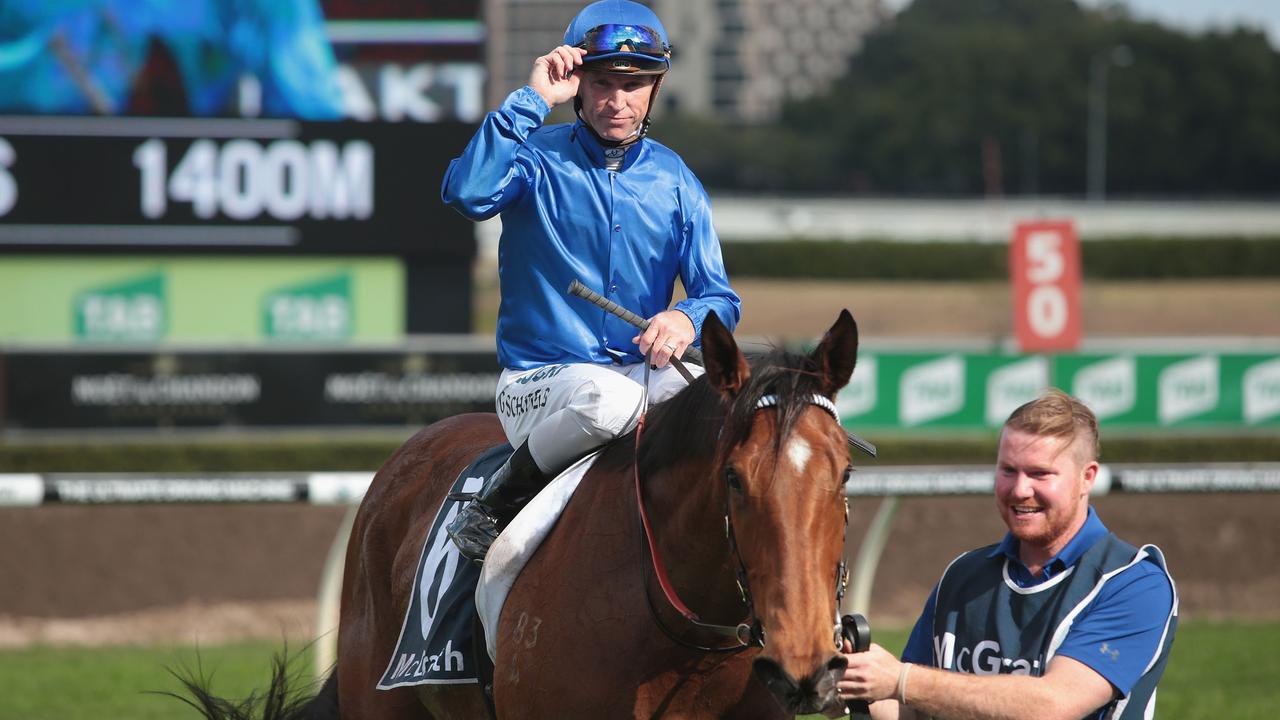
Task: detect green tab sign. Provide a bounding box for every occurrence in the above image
[262,272,353,341]
[1058,353,1280,429]
[839,350,1280,433]
[1243,358,1280,426]
[1,256,401,344]
[74,272,166,342]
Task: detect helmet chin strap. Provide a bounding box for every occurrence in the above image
[574,73,665,150]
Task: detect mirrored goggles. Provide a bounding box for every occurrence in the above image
[578,23,671,58]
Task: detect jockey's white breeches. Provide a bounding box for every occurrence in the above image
[494,361,701,474]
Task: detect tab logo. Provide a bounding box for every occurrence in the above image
[1072,356,1135,420]
[74,272,166,342]
[263,272,352,341]
[1243,358,1280,425]
[837,356,877,419]
[985,357,1049,426]
[900,355,964,426]
[1158,355,1219,425]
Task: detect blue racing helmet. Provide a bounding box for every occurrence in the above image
[564,0,671,76]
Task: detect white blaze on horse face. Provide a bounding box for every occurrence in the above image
[785,436,813,474]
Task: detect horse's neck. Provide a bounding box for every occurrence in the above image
[645,459,744,619]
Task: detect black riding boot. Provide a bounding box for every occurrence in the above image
[446,442,550,564]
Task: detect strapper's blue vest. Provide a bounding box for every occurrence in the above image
[930,535,1176,719]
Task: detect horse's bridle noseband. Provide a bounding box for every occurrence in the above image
[635,388,851,653]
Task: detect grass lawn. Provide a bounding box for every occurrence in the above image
[0,641,319,720]
[1,620,1276,719]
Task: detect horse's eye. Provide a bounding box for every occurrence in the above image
[841,466,853,485]
[725,467,744,492]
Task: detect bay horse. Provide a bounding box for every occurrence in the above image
[179,309,861,719]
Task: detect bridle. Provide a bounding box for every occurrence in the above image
[633,359,852,653]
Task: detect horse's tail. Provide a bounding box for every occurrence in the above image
[165,652,340,720]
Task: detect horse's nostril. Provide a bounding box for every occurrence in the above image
[753,657,839,714]
[812,655,846,704]
[752,657,799,709]
[752,657,795,690]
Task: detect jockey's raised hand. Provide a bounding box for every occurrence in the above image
[634,310,695,369]
[530,45,586,107]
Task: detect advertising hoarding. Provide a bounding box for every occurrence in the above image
[0,257,402,344]
[4,346,1277,433]
[3,344,498,430]
[836,350,1280,432]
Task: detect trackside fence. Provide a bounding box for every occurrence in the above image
[4,463,1278,676]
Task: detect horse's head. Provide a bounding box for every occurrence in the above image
[702,310,859,717]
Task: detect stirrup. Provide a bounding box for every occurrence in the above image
[446,502,500,564]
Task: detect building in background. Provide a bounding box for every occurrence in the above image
[657,0,888,122]
[484,0,887,121]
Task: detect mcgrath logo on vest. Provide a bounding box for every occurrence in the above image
[934,632,1042,676]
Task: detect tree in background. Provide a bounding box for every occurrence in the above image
[654,0,1280,197]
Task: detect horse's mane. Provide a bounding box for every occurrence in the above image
[596,347,830,474]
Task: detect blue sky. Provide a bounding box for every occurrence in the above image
[884,0,1280,48]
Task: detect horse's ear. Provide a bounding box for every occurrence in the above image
[811,309,859,398]
[701,312,750,399]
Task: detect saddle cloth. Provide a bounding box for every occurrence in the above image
[376,444,598,688]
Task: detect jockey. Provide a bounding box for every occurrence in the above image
[441,0,741,563]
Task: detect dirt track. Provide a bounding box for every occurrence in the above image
[1,490,1276,649]
[728,279,1280,340]
[2,279,1278,647]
